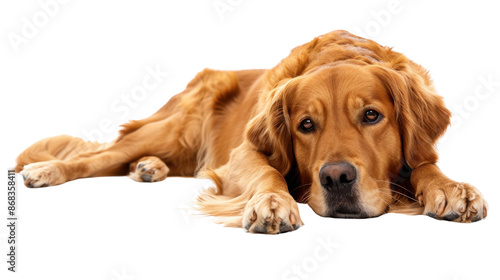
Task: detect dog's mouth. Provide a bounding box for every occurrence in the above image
[326,203,369,219]
[321,179,367,218]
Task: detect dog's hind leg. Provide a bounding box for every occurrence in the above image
[15,135,110,173]
[19,68,238,187]
[20,143,139,188]
[20,110,199,187]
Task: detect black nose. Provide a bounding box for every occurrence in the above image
[319,162,357,193]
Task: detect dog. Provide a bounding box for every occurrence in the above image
[16,30,487,234]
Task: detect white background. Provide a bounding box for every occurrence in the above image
[1,1,499,279]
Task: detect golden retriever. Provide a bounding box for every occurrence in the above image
[16,30,487,234]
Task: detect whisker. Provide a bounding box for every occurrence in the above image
[377,188,410,206]
[379,191,391,207]
[389,189,418,202]
[299,187,312,203]
[294,183,312,190]
[375,187,412,214]
[374,179,418,202]
[373,178,414,193]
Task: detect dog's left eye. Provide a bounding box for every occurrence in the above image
[299,119,315,133]
[363,109,382,124]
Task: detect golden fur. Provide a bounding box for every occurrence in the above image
[16,30,487,233]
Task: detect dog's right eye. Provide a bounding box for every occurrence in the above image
[299,119,315,133]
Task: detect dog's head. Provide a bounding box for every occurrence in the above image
[246,31,451,218]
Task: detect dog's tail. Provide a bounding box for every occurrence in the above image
[15,135,110,172]
[195,167,251,227]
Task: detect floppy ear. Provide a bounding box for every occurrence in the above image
[245,80,297,175]
[371,65,451,169]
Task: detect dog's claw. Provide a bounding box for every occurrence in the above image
[242,192,302,234]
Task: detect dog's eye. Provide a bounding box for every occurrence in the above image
[299,119,315,133]
[363,109,382,124]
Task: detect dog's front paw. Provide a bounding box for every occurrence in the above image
[417,181,488,222]
[129,156,169,182]
[20,160,67,188]
[242,191,303,234]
